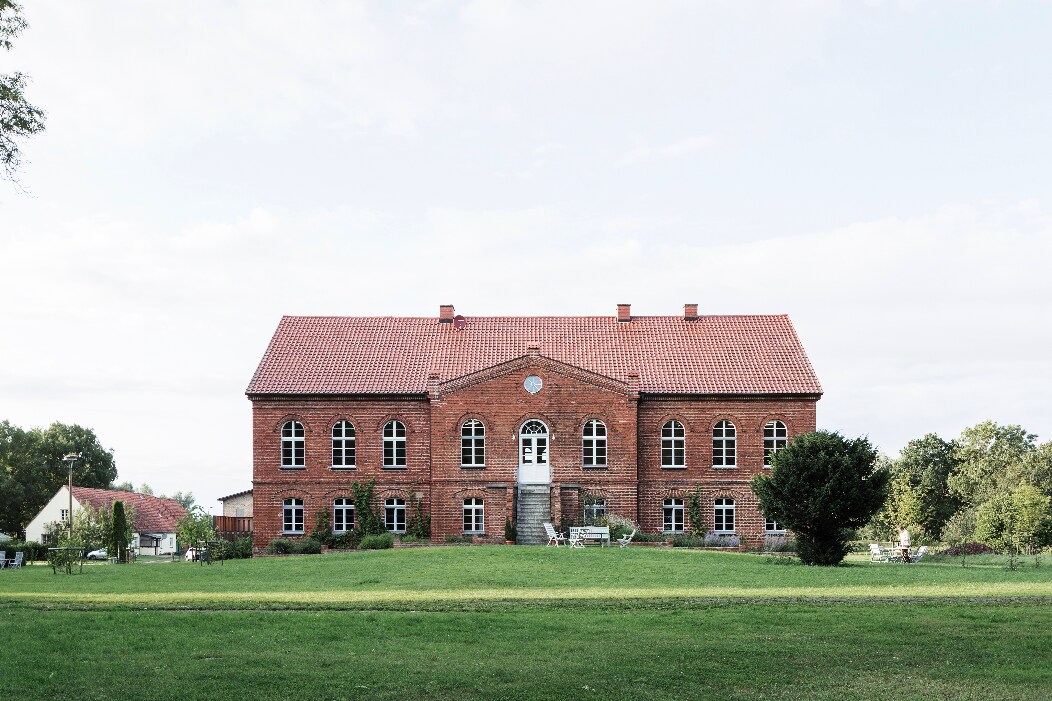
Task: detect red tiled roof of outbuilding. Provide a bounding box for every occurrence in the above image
[71,487,187,534]
[246,313,822,396]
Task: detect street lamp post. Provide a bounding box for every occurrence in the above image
[62,453,82,537]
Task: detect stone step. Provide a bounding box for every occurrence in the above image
[515,486,552,545]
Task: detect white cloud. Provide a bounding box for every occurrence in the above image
[616,135,713,167]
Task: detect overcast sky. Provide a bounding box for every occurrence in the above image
[3,1,1050,510]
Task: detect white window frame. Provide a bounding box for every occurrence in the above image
[282,498,304,534]
[383,420,407,468]
[333,498,355,533]
[384,497,406,533]
[661,420,685,468]
[663,498,685,533]
[463,497,484,534]
[583,496,607,523]
[712,420,736,468]
[281,420,305,468]
[519,420,549,466]
[714,498,735,533]
[582,419,608,467]
[764,517,785,534]
[461,419,486,467]
[331,421,356,469]
[60,508,70,523]
[763,420,787,468]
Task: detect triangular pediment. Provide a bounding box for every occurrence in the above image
[432,354,630,399]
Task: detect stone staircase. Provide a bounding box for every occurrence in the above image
[515,485,552,544]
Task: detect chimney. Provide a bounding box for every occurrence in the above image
[439,304,454,323]
[617,303,632,323]
[526,342,541,357]
[683,303,698,321]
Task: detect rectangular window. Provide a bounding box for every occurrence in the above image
[60,509,69,522]
[333,498,355,533]
[384,498,406,533]
[714,498,735,533]
[583,497,607,523]
[463,498,484,533]
[765,518,784,533]
[663,498,685,533]
[282,498,304,534]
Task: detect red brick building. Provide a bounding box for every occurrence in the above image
[246,304,822,547]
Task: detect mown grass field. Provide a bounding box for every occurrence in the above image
[3,547,1051,700]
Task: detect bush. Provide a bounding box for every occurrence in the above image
[598,513,640,540]
[360,534,394,550]
[444,534,472,544]
[701,532,741,548]
[632,531,669,543]
[2,540,46,562]
[398,535,426,544]
[752,431,888,566]
[219,536,253,559]
[264,538,296,555]
[298,537,322,555]
[759,534,797,552]
[671,534,703,547]
[937,542,997,556]
[330,531,363,550]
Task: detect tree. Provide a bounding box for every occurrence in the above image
[949,421,1036,505]
[176,506,216,554]
[752,431,889,566]
[110,501,131,562]
[164,491,195,509]
[0,1,46,184]
[975,483,1051,554]
[896,433,961,536]
[0,420,117,536]
[112,481,135,492]
[72,503,108,552]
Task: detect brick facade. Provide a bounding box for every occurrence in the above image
[249,365,818,549]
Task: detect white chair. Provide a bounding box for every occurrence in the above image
[568,527,586,549]
[617,530,636,548]
[908,546,928,564]
[8,552,23,569]
[543,523,566,547]
[869,544,889,562]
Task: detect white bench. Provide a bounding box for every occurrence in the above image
[568,526,611,548]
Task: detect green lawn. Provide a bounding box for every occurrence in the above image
[2,547,1051,700]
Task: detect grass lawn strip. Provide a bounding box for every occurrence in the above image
[2,604,1050,701]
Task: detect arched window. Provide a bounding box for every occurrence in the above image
[661,420,685,467]
[332,421,356,468]
[333,498,355,533]
[714,498,735,533]
[384,497,406,533]
[663,498,685,533]
[281,421,304,468]
[282,498,304,533]
[519,420,549,465]
[383,420,407,467]
[582,419,607,467]
[461,419,485,467]
[463,498,484,534]
[713,420,736,467]
[763,420,787,467]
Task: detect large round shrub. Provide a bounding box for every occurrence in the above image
[751,431,889,566]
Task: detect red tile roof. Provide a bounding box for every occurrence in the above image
[71,487,187,534]
[246,314,822,396]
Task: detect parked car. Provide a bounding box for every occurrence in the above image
[86,548,108,560]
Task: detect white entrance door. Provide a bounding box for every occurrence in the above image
[518,419,550,484]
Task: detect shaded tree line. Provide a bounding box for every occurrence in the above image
[867,420,1052,553]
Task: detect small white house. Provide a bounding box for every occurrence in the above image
[25,486,187,555]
